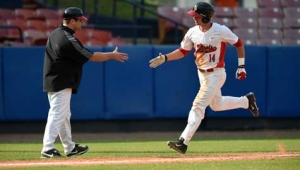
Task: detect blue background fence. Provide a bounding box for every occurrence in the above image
[0,45,299,121]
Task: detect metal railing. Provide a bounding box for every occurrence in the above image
[0,25,24,42]
[39,0,189,44]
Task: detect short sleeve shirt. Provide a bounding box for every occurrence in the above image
[43,25,93,94]
[180,23,238,69]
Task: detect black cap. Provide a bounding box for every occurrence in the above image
[63,7,87,20]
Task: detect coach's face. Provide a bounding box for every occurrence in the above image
[74,18,84,30]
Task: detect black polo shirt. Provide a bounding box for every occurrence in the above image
[43,25,93,94]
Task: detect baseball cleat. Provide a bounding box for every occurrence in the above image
[66,144,89,158]
[41,148,62,158]
[246,92,259,117]
[167,137,187,154]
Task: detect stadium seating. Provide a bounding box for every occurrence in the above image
[282,18,300,29]
[157,6,185,44]
[45,19,61,29]
[2,2,299,47]
[182,7,195,28]
[254,0,300,46]
[182,16,195,28]
[34,8,59,19]
[282,38,300,45]
[233,7,258,19]
[242,39,257,45]
[257,0,281,8]
[280,0,300,8]
[57,8,65,18]
[233,18,258,29]
[5,19,27,39]
[258,7,283,18]
[73,29,90,45]
[87,29,113,45]
[23,29,48,46]
[0,8,15,20]
[85,39,106,46]
[283,7,300,18]
[256,39,282,45]
[283,29,300,39]
[233,28,259,40]
[258,29,283,39]
[26,20,46,31]
[14,9,35,19]
[258,18,283,29]
[214,7,234,18]
[212,17,235,29]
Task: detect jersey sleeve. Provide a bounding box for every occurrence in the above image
[180,29,194,51]
[64,31,93,64]
[220,25,239,45]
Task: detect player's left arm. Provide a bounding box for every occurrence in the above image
[233,39,247,80]
[221,25,247,80]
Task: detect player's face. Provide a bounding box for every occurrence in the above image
[193,16,204,25]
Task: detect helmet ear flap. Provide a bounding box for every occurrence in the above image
[202,17,210,23]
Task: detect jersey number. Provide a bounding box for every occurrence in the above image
[209,54,215,62]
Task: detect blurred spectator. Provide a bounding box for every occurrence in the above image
[213,0,239,7]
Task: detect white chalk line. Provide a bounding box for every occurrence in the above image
[1,153,300,168]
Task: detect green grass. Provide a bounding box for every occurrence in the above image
[0,139,300,169]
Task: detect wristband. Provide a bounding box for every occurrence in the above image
[238,58,245,66]
[164,54,168,61]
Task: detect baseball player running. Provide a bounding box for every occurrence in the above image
[149,2,259,154]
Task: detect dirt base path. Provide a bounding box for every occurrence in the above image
[1,152,300,168]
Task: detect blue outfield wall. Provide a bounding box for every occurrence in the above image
[103,46,154,119]
[0,45,299,121]
[2,47,48,120]
[153,46,199,118]
[266,46,300,117]
[0,48,3,121]
[71,47,105,120]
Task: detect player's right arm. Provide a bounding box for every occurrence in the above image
[90,47,128,62]
[149,30,192,68]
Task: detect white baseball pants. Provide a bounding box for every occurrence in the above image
[180,68,248,145]
[41,88,75,155]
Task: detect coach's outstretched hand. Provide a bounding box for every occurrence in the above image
[149,53,167,68]
[112,47,129,62]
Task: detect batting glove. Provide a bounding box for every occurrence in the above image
[149,53,167,68]
[236,65,247,80]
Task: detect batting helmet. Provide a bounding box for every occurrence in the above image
[63,7,87,20]
[187,2,214,23]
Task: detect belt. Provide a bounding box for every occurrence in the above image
[198,68,214,73]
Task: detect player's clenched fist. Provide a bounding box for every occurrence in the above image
[236,65,247,80]
[149,53,167,68]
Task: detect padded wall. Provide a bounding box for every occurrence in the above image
[71,47,105,120]
[153,46,199,118]
[0,48,3,120]
[103,46,154,119]
[2,47,48,120]
[0,46,300,121]
[266,46,300,117]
